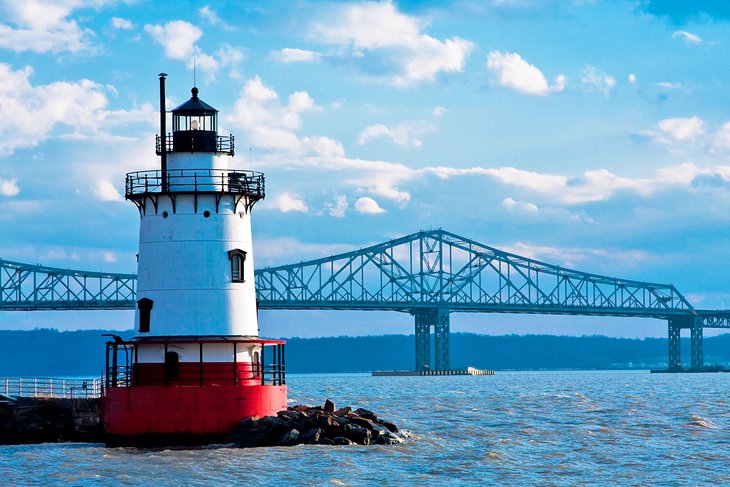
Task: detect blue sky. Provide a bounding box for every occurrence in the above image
[1,0,729,338]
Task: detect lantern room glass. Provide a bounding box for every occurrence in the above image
[173,112,217,132]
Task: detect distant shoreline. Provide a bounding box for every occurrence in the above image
[2,329,729,376]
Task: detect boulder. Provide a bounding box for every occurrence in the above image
[231,402,402,448]
[300,427,323,444]
[378,420,398,433]
[334,407,352,417]
[323,399,336,413]
[276,410,298,422]
[261,416,291,433]
[277,428,300,446]
[342,424,371,445]
[346,414,374,430]
[354,408,377,421]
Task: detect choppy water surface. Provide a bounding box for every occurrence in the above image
[2,371,730,486]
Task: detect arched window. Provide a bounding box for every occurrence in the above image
[228,249,247,282]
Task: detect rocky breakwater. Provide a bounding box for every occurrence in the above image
[229,399,405,447]
[0,396,103,445]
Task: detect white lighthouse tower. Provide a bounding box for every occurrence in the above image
[103,75,286,446]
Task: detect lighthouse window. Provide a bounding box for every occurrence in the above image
[228,249,246,282]
[137,298,153,333]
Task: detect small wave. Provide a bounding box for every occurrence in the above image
[686,414,716,429]
[484,451,503,460]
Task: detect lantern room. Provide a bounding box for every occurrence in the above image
[172,87,217,132]
[157,86,234,155]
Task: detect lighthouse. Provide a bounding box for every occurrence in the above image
[103,75,286,446]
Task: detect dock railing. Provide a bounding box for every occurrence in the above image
[0,377,102,399]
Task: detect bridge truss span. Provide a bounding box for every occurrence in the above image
[255,229,693,318]
[0,259,136,311]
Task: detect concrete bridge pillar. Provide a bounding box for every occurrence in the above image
[691,318,704,372]
[667,319,681,370]
[434,310,450,371]
[413,308,451,372]
[414,311,431,372]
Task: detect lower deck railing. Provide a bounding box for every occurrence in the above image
[0,377,102,399]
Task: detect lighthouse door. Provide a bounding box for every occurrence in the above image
[164,351,180,381]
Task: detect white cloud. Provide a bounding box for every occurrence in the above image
[486,51,565,96]
[433,106,447,117]
[110,17,133,30]
[226,76,343,157]
[0,63,153,156]
[656,81,682,90]
[354,196,386,214]
[423,163,725,205]
[0,0,99,53]
[94,179,123,202]
[581,66,615,96]
[358,120,433,147]
[672,30,702,44]
[0,178,20,196]
[312,1,473,87]
[145,21,202,60]
[199,6,221,25]
[325,195,348,217]
[657,116,705,141]
[272,48,321,63]
[711,122,730,151]
[145,20,233,78]
[501,196,538,213]
[269,192,309,213]
[501,242,650,270]
[254,237,357,266]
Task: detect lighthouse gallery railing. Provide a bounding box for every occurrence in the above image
[125,169,265,199]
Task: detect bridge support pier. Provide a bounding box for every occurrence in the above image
[668,319,681,371]
[434,310,450,371]
[413,308,451,372]
[667,316,704,372]
[414,312,431,372]
[691,319,703,372]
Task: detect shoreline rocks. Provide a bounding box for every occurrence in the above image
[0,397,103,445]
[0,397,404,448]
[229,400,404,448]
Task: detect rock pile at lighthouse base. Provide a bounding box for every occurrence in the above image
[229,400,404,447]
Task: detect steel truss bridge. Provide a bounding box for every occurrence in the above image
[2,229,728,372]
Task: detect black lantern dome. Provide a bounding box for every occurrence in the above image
[166,87,233,154]
[172,87,218,132]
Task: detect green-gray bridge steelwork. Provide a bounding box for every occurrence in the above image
[2,229,728,372]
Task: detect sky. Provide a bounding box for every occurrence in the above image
[0,0,729,338]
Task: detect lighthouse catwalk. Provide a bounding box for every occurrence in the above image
[103,75,286,446]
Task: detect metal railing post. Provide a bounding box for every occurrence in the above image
[261,344,265,386]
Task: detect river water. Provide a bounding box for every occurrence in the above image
[1,371,729,486]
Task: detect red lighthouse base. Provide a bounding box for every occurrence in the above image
[104,384,287,446]
[103,337,287,447]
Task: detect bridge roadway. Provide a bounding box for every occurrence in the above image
[2,229,728,372]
